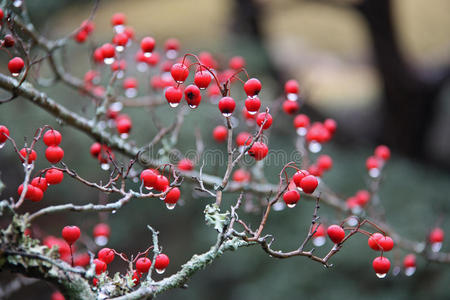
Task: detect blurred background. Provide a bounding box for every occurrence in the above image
[0,0,450,299]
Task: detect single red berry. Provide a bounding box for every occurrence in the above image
[123,77,138,90]
[218,96,236,116]
[90,142,102,158]
[194,70,212,89]
[324,118,337,135]
[165,86,183,107]
[124,26,135,39]
[312,224,326,237]
[403,254,416,268]
[293,170,309,187]
[75,30,88,43]
[171,63,189,83]
[17,184,34,199]
[317,154,333,171]
[51,291,65,300]
[46,168,64,185]
[284,79,299,94]
[3,35,15,48]
[113,32,128,46]
[293,114,310,129]
[154,175,169,192]
[136,257,152,274]
[374,145,390,161]
[132,270,141,285]
[43,129,62,146]
[165,187,180,204]
[141,37,155,53]
[98,248,115,264]
[248,142,269,160]
[177,158,194,171]
[308,164,322,177]
[245,96,261,114]
[0,9,3,20]
[8,57,25,75]
[93,223,111,238]
[282,100,299,115]
[101,43,115,59]
[229,56,245,70]
[31,177,48,192]
[93,48,104,63]
[232,169,251,183]
[327,225,345,244]
[429,228,444,243]
[299,175,318,194]
[94,258,107,274]
[236,132,252,147]
[140,169,158,187]
[355,190,370,206]
[184,84,201,108]
[368,232,384,251]
[116,117,132,134]
[283,190,300,206]
[244,78,262,96]
[62,225,81,245]
[366,156,379,170]
[0,125,10,143]
[45,146,64,164]
[80,19,95,34]
[256,112,273,130]
[378,236,394,251]
[111,13,126,26]
[164,38,180,51]
[74,253,90,267]
[19,148,37,163]
[372,256,391,275]
[155,254,170,270]
[213,125,228,143]
[29,186,44,202]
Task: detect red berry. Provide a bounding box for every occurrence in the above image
[123,77,138,90]
[293,170,309,187]
[307,164,322,177]
[136,257,152,273]
[140,169,158,187]
[213,125,228,143]
[177,158,194,171]
[113,32,128,46]
[74,253,90,267]
[245,96,261,114]
[218,96,236,116]
[45,146,64,164]
[93,48,104,63]
[19,148,37,163]
[31,177,48,192]
[29,186,44,202]
[165,86,183,106]
[327,225,345,244]
[293,114,310,129]
[51,291,65,300]
[366,156,379,170]
[282,100,299,115]
[44,236,71,259]
[378,236,394,251]
[232,169,251,183]
[98,248,115,264]
[429,228,444,243]
[62,225,81,245]
[355,190,370,206]
[317,154,333,171]
[8,57,25,75]
[93,223,110,238]
[101,43,115,59]
[154,175,169,192]
[194,70,211,89]
[165,187,180,204]
[3,35,15,48]
[283,190,300,206]
[17,184,34,199]
[312,224,326,237]
[141,37,155,53]
[284,79,299,94]
[94,258,107,274]
[132,270,141,285]
[229,56,245,70]
[375,145,390,161]
[368,232,384,251]
[46,168,64,185]
[43,129,62,146]
[199,51,218,69]
[0,125,10,143]
[244,78,262,96]
[171,63,189,83]
[403,254,416,268]
[154,254,170,270]
[164,38,180,51]
[111,13,126,26]
[184,84,201,108]
[372,256,390,275]
[236,132,252,147]
[90,142,102,158]
[248,142,269,160]
[116,117,132,134]
[256,112,272,130]
[299,175,318,194]
[324,118,337,135]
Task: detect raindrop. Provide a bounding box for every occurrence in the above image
[125,88,137,98]
[137,62,148,72]
[308,141,322,153]
[0,142,5,149]
[110,101,123,112]
[176,80,184,84]
[144,52,152,58]
[166,203,176,210]
[351,206,362,214]
[296,187,303,192]
[117,70,124,79]
[272,201,285,211]
[156,268,165,274]
[188,104,198,109]
[248,110,257,115]
[11,72,19,77]
[376,273,387,279]
[169,102,179,108]
[112,210,117,214]
[114,25,125,33]
[13,0,22,7]
[104,57,115,65]
[296,127,307,136]
[431,242,442,253]
[222,112,232,117]
[287,93,298,101]
[166,50,177,60]
[145,186,154,191]
[368,168,380,178]
[346,216,358,227]
[115,45,125,53]
[405,267,416,277]
[133,177,139,183]
[392,266,401,276]
[101,163,110,171]
[313,236,326,247]
[287,203,297,208]
[120,133,129,139]
[95,236,108,246]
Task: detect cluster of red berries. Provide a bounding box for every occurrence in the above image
[90,142,115,170]
[133,253,170,285]
[43,129,64,164]
[74,19,95,43]
[346,189,371,213]
[366,145,390,178]
[282,170,319,208]
[282,79,301,115]
[367,232,394,277]
[140,169,180,209]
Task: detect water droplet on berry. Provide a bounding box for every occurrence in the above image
[188,104,198,109]
[308,141,322,153]
[156,268,165,274]
[112,210,117,214]
[296,187,303,192]
[144,52,152,58]
[272,201,285,211]
[346,216,358,227]
[431,242,442,252]
[287,203,297,208]
[137,62,148,73]
[169,102,179,108]
[248,110,257,115]
[117,70,124,79]
[120,133,129,139]
[166,203,176,210]
[11,72,20,77]
[95,236,108,246]
[313,236,326,247]
[392,266,401,276]
[114,25,125,33]
[125,88,137,98]
[115,45,125,53]
[405,267,416,276]
[376,273,387,279]
[13,0,22,7]
[104,57,115,65]
[110,101,123,112]
[222,112,232,117]
[368,168,380,178]
[286,93,298,101]
[166,49,177,60]
[0,142,5,149]
[145,186,154,191]
[296,127,307,136]
[101,163,110,171]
